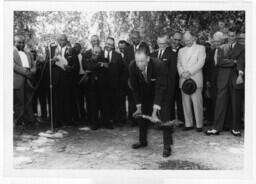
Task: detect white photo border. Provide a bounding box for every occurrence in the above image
[2,1,255,184]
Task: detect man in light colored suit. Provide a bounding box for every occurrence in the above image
[177,31,206,132]
[13,35,37,126]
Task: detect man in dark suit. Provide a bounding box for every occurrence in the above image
[129,43,173,157]
[118,40,130,124]
[124,30,144,126]
[82,35,103,124]
[47,34,78,128]
[83,46,113,130]
[104,37,124,126]
[171,32,185,125]
[151,33,177,122]
[31,49,48,121]
[206,28,245,136]
[13,35,37,126]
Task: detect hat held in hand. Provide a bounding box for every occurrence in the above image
[182,78,197,95]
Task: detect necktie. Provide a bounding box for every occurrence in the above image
[107,51,111,62]
[142,70,148,83]
[158,50,163,59]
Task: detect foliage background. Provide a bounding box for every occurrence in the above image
[14,11,245,51]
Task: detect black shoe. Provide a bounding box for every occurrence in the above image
[196,128,203,132]
[223,127,230,131]
[132,142,147,149]
[205,129,220,135]
[231,130,241,137]
[105,124,114,129]
[91,125,100,130]
[163,147,172,157]
[182,126,193,131]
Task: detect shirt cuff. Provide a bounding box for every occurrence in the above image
[239,70,244,76]
[136,104,142,108]
[153,104,161,110]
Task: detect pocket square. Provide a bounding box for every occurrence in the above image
[162,58,167,61]
[151,79,156,81]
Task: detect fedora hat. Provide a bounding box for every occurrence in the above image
[182,78,197,95]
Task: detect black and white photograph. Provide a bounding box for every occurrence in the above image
[1,1,256,184]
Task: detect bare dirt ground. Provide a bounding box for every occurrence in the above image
[13,123,244,170]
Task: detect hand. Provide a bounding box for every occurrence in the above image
[26,70,33,79]
[205,88,211,99]
[102,63,109,68]
[133,106,142,118]
[236,75,244,85]
[206,81,211,88]
[182,71,191,79]
[30,67,36,74]
[151,109,161,123]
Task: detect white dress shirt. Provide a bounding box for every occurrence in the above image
[78,53,85,75]
[104,50,112,62]
[57,45,67,57]
[157,48,165,59]
[214,48,218,66]
[133,42,142,53]
[18,51,30,68]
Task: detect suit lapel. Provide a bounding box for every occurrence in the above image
[147,60,153,83]
[14,48,31,67]
[184,46,194,66]
[14,48,22,66]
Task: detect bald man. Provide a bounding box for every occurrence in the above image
[83,35,102,60]
[206,28,245,136]
[177,31,206,132]
[83,46,113,130]
[13,35,37,126]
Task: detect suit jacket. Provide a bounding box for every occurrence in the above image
[151,47,177,100]
[177,43,206,88]
[13,48,36,89]
[129,57,167,109]
[82,55,107,90]
[105,50,124,89]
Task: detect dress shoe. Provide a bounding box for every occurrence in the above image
[196,128,203,132]
[105,124,114,129]
[223,127,230,131]
[205,129,220,135]
[231,130,241,136]
[91,125,100,130]
[182,126,194,131]
[132,142,147,149]
[162,147,172,157]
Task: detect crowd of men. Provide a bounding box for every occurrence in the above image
[13,20,245,157]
